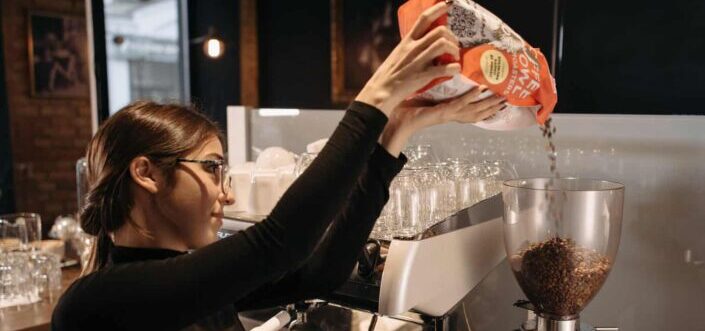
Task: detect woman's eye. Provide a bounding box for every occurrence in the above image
[204,163,219,173]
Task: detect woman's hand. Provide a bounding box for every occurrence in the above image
[379,86,507,157]
[355,2,461,116]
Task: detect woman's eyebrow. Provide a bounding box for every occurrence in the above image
[203,153,224,160]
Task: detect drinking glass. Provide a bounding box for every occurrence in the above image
[0,251,35,307]
[0,219,27,252]
[388,168,424,238]
[403,144,440,167]
[414,165,451,229]
[0,218,37,308]
[0,213,42,252]
[471,160,518,203]
[479,159,518,182]
[30,252,62,302]
[294,152,318,177]
[444,158,473,211]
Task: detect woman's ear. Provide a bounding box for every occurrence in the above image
[129,156,161,194]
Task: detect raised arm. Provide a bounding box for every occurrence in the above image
[232,83,506,311]
[233,144,406,311]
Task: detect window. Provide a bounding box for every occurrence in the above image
[103,0,188,115]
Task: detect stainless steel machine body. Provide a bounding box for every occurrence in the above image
[221,194,506,330]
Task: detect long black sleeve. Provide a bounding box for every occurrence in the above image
[234,145,407,311]
[52,102,389,331]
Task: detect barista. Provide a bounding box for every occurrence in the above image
[51,3,507,330]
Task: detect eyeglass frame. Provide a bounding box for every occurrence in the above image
[175,158,232,195]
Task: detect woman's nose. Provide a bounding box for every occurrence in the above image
[222,189,235,206]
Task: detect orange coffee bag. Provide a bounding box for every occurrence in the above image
[398,0,557,130]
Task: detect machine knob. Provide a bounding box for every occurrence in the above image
[357,239,381,279]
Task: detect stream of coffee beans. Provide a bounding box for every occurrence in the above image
[540,118,562,232]
[541,118,559,179]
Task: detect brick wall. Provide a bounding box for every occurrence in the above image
[1,0,91,233]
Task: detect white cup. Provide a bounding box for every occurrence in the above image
[226,162,255,213]
[247,170,280,216]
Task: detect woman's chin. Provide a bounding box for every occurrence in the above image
[211,215,223,228]
[207,217,223,241]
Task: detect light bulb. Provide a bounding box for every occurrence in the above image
[204,38,224,58]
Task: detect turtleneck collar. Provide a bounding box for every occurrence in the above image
[109,243,187,265]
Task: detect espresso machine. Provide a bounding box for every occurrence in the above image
[222,176,625,331]
[222,193,507,330]
[327,193,507,329]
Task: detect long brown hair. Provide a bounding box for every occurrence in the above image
[80,101,223,274]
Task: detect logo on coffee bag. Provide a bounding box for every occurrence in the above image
[480,50,509,84]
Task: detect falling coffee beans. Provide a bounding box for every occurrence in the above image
[541,117,560,181]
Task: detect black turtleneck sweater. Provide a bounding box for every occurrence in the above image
[51,102,407,331]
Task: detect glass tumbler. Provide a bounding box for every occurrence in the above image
[1,218,36,307]
[403,144,440,167]
[0,213,42,252]
[294,152,318,177]
[388,168,424,238]
[30,252,62,302]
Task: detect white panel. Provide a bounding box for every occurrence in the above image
[226,106,250,165]
[107,60,130,115]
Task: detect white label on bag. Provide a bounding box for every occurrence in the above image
[473,104,541,131]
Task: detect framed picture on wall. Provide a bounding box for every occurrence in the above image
[28,12,89,98]
[330,0,403,106]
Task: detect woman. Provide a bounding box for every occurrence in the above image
[51,3,506,330]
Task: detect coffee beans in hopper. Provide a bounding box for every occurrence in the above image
[510,237,612,317]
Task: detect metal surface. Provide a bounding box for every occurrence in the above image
[410,192,505,240]
[515,299,618,331]
[222,195,505,318]
[536,317,579,331]
[315,195,507,330]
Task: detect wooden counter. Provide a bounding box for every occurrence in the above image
[0,265,81,331]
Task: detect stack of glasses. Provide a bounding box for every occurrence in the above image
[0,213,62,309]
[370,145,517,241]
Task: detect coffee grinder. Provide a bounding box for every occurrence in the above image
[502,178,624,331]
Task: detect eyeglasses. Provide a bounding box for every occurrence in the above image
[176,158,232,195]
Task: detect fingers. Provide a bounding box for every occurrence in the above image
[432,85,483,113]
[438,92,504,123]
[444,89,501,112]
[409,2,449,40]
[417,38,460,64]
[478,103,506,121]
[416,62,461,84]
[455,107,494,123]
[457,85,487,103]
[460,98,507,123]
[397,26,458,70]
[470,94,506,109]
[416,26,459,51]
[399,38,459,79]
